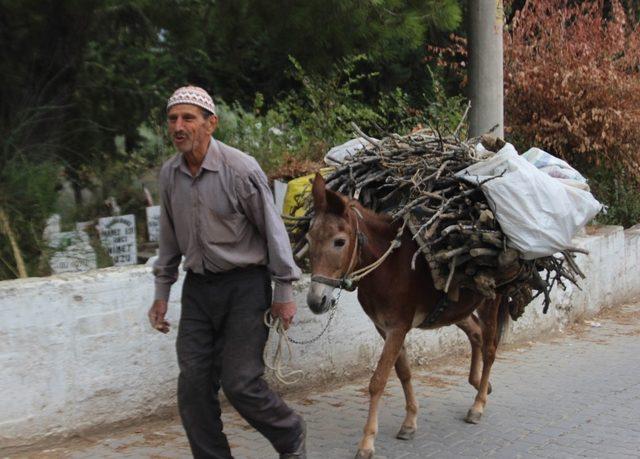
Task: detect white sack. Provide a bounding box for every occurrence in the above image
[324,137,378,166]
[456,144,603,259]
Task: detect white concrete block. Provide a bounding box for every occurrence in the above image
[624,224,640,300]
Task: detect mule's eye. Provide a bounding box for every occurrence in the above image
[334,238,346,248]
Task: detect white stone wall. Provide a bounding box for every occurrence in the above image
[0,267,185,449]
[0,225,638,448]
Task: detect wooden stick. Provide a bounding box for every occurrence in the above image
[0,206,27,278]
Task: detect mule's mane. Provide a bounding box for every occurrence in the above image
[347,199,391,221]
[346,198,397,237]
[317,181,397,238]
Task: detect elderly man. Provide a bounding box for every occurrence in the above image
[148,86,305,459]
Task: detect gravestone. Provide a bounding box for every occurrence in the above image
[46,229,97,274]
[43,214,61,242]
[75,221,93,231]
[97,214,137,265]
[273,180,287,215]
[146,206,161,242]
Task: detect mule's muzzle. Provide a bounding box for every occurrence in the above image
[306,281,336,314]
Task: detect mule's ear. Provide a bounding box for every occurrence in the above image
[326,188,347,215]
[311,173,327,211]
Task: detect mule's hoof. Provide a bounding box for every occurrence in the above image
[488,382,493,395]
[355,449,374,459]
[396,425,416,440]
[464,409,482,424]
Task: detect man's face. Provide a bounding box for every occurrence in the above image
[167,104,218,155]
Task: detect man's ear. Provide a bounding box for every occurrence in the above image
[208,114,219,135]
[311,173,327,212]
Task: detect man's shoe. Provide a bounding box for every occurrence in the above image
[279,420,306,459]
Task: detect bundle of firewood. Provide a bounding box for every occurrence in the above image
[288,127,586,319]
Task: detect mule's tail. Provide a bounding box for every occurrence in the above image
[496,295,511,345]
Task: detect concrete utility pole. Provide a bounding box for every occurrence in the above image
[468,0,504,138]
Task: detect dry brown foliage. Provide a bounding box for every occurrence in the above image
[267,153,325,182]
[425,33,469,87]
[504,0,640,181]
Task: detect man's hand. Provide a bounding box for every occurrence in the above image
[270,301,297,330]
[148,299,171,333]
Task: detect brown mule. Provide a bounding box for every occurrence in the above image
[305,174,509,459]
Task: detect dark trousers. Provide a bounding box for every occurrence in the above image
[177,267,303,459]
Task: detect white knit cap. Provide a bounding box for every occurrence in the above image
[167,86,216,115]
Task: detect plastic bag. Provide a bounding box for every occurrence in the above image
[456,143,602,259]
[522,147,587,183]
[282,167,334,217]
[324,137,378,166]
[283,173,315,217]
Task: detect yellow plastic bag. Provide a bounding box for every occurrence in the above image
[282,167,334,217]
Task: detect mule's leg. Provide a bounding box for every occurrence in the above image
[375,327,418,441]
[357,327,409,459]
[456,314,492,394]
[465,297,501,424]
[394,348,419,440]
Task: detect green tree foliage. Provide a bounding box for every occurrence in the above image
[179,0,463,104]
[0,1,168,196]
[1,0,463,173]
[0,0,464,279]
[0,157,59,278]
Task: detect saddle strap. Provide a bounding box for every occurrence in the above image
[419,295,449,327]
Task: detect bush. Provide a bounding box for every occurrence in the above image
[215,55,411,176]
[0,54,469,280]
[216,55,468,177]
[504,0,640,180]
[586,165,640,228]
[0,156,60,279]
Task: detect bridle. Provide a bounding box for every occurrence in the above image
[307,204,454,328]
[310,203,365,292]
[310,203,405,292]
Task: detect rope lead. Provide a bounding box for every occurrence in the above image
[263,310,304,385]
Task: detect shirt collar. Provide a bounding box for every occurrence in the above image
[201,138,221,172]
[173,137,221,174]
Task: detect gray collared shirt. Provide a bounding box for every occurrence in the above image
[153,138,301,303]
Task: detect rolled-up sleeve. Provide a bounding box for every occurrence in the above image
[238,168,301,303]
[153,167,182,301]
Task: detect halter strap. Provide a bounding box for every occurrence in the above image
[310,203,405,292]
[310,203,363,292]
[344,204,362,277]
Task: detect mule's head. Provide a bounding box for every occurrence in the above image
[306,173,358,314]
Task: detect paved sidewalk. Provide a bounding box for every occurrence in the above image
[9,302,640,459]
